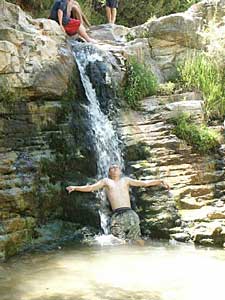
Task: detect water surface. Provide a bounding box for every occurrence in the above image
[0,241,224,300]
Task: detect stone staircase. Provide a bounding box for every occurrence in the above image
[119,92,225,247]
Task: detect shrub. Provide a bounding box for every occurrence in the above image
[79,0,105,25]
[157,82,176,96]
[123,57,158,109]
[170,113,220,153]
[117,0,199,27]
[8,0,53,17]
[8,1,200,26]
[177,52,225,120]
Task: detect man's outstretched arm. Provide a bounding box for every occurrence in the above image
[66,179,106,193]
[127,178,170,189]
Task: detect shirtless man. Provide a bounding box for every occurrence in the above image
[66,165,170,245]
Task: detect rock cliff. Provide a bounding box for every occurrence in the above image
[0,0,225,259]
[0,1,100,260]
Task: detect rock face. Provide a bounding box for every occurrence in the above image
[88,1,225,247]
[0,1,75,98]
[89,0,225,81]
[1,0,225,259]
[0,1,101,260]
[119,91,225,245]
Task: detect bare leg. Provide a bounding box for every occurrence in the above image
[106,6,112,23]
[77,23,95,43]
[82,13,91,28]
[71,6,83,24]
[111,8,117,24]
[70,3,91,28]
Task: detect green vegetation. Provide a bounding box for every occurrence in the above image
[79,0,105,25]
[8,0,53,17]
[177,52,225,119]
[170,113,220,153]
[117,0,199,27]
[123,57,158,109]
[157,82,176,96]
[8,0,199,26]
[91,0,200,27]
[90,0,200,27]
[125,142,151,161]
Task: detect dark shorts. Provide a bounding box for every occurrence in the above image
[106,0,119,9]
[64,19,80,36]
[110,207,141,241]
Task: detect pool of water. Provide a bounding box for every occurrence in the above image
[0,241,224,300]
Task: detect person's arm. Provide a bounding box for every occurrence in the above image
[58,9,66,32]
[127,177,170,190]
[66,179,106,194]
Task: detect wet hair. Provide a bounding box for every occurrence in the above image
[108,165,120,177]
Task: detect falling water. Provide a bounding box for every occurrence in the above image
[71,42,124,234]
[71,42,123,177]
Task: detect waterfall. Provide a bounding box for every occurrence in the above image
[71,41,124,234]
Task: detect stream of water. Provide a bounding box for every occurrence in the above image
[71,42,124,233]
[0,242,224,300]
[71,42,123,178]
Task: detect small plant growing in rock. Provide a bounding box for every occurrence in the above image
[126,32,136,42]
[123,57,158,109]
[170,113,220,153]
[157,82,176,96]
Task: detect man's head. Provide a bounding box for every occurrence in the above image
[108,164,121,179]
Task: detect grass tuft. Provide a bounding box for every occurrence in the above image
[123,57,158,109]
[177,52,225,120]
[170,113,220,153]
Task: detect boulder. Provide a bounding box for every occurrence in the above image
[0,0,75,99]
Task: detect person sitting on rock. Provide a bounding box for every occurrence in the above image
[67,1,91,28]
[66,164,170,245]
[106,0,119,24]
[49,0,95,42]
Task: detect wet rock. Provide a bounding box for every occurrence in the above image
[0,1,100,259]
[170,232,191,243]
[193,225,225,247]
[199,238,215,246]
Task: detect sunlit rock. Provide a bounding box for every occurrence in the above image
[0,0,75,98]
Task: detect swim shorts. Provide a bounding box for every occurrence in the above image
[64,18,80,36]
[106,0,119,9]
[110,207,141,241]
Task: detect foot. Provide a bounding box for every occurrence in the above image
[87,38,98,44]
[136,239,145,246]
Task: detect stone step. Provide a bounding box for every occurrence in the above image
[143,92,202,104]
[172,184,220,199]
[180,208,225,222]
